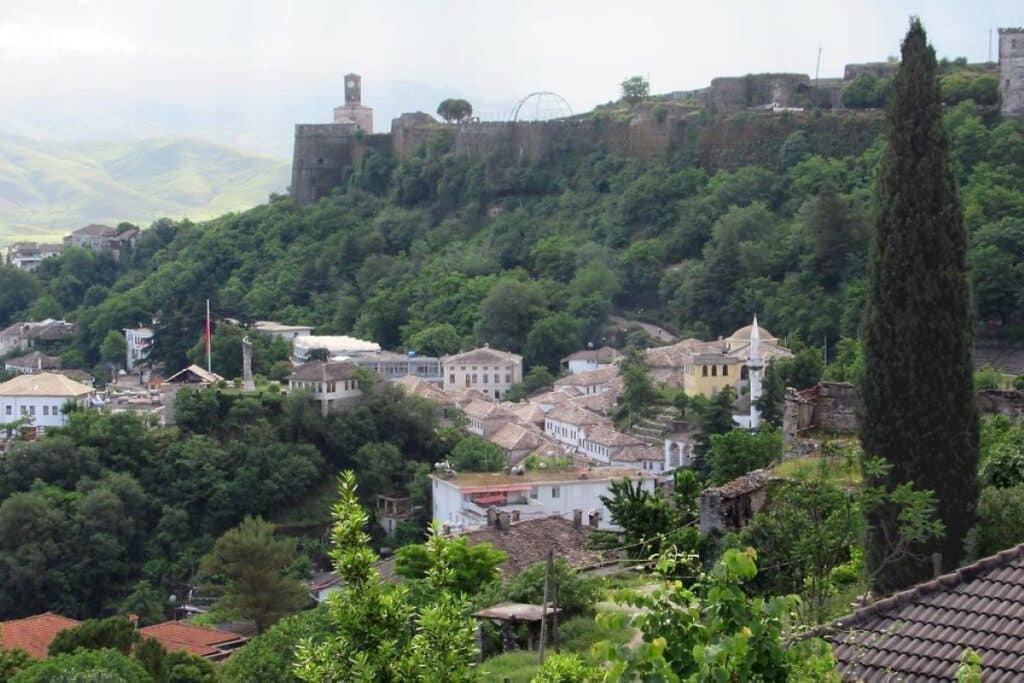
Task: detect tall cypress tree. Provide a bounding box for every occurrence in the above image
[861,19,979,593]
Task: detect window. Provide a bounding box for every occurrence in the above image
[723,365,729,377]
[449,374,455,384]
[4,405,10,416]
[702,365,708,377]
[711,365,717,377]
[28,406,35,416]
[42,406,49,416]
[505,374,511,383]
[551,486,560,498]
[472,374,478,383]
[483,374,489,384]
[20,406,27,416]
[530,487,538,499]
[465,377,470,387]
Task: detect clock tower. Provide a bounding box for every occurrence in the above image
[332,72,373,133]
[344,73,362,105]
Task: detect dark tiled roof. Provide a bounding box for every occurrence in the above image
[460,516,613,577]
[822,543,1024,682]
[288,361,358,382]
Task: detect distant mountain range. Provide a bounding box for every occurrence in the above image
[0,133,290,245]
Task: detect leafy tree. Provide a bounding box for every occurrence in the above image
[755,364,785,427]
[970,483,1024,558]
[406,323,461,357]
[594,548,841,681]
[200,516,309,633]
[503,558,601,618]
[775,347,823,390]
[600,478,675,555]
[219,608,330,683]
[50,616,140,656]
[0,267,40,328]
[705,426,782,485]
[0,648,30,680]
[861,19,979,592]
[474,279,545,352]
[294,472,477,682]
[448,435,505,472]
[620,76,650,104]
[504,365,555,402]
[10,648,153,683]
[618,350,656,419]
[101,329,128,371]
[436,98,473,123]
[119,581,167,627]
[394,537,507,594]
[524,313,582,374]
[695,386,737,457]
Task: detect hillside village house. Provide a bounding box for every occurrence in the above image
[287,361,363,416]
[6,242,62,271]
[252,320,314,341]
[430,467,656,531]
[0,373,96,432]
[553,365,621,396]
[561,346,620,375]
[0,320,73,356]
[64,224,139,257]
[544,403,612,449]
[124,327,154,371]
[609,444,668,474]
[578,424,646,464]
[486,421,550,464]
[345,350,443,384]
[644,320,792,397]
[463,400,517,438]
[292,334,380,362]
[441,346,523,400]
[4,351,60,374]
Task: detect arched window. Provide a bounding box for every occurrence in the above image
[702,366,708,377]
[711,366,717,377]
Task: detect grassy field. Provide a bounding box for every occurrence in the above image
[773,454,863,486]
[0,132,289,244]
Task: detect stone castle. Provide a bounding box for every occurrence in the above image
[290,30,1022,206]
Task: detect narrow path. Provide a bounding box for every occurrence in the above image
[608,315,678,343]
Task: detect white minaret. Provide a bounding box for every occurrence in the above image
[747,314,764,429]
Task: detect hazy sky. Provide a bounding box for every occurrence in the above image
[1,0,1021,150]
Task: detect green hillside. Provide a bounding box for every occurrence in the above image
[0,133,289,244]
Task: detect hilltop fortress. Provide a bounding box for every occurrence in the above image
[291,30,1023,205]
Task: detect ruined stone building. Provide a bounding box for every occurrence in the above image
[1000,28,1024,118]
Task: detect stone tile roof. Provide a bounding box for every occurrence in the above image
[459,516,613,577]
[509,402,546,426]
[287,361,358,382]
[397,375,454,406]
[546,403,610,427]
[139,622,247,660]
[487,421,547,452]
[706,469,771,499]
[612,444,664,462]
[554,366,620,387]
[645,338,725,368]
[570,390,620,414]
[5,351,60,370]
[823,543,1024,682]
[70,223,116,237]
[581,425,644,448]
[442,346,522,367]
[463,399,515,421]
[164,364,223,385]
[530,388,582,406]
[0,373,94,398]
[0,612,80,659]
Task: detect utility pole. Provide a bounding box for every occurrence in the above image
[815,45,823,85]
[989,29,993,64]
[538,548,553,664]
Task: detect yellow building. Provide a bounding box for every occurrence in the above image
[644,319,792,398]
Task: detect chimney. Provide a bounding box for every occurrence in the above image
[498,511,511,531]
[588,510,600,529]
[511,510,520,523]
[573,509,583,530]
[487,508,498,527]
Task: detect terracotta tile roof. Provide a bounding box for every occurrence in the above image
[645,338,725,368]
[509,402,546,426]
[611,444,664,462]
[287,361,358,382]
[570,390,620,414]
[822,543,1024,682]
[139,622,247,660]
[554,366,620,387]
[530,388,581,406]
[0,612,81,659]
[4,351,60,371]
[397,375,454,406]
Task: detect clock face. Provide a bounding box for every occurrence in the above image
[346,80,355,88]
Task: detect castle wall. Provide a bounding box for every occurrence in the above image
[1000,29,1024,118]
[708,74,810,111]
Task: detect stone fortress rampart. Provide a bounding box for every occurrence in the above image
[290,31,1020,205]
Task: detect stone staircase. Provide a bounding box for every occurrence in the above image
[629,408,676,444]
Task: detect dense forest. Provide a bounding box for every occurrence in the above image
[1,86,1022,382]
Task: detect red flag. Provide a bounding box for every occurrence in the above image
[205,299,212,372]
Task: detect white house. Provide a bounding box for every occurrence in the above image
[554,366,621,396]
[124,327,154,371]
[343,350,442,384]
[292,335,380,363]
[441,346,523,401]
[577,425,645,464]
[253,320,315,342]
[4,351,60,374]
[7,242,62,271]
[0,373,96,432]
[287,361,364,416]
[543,403,611,449]
[561,347,620,375]
[430,467,656,531]
[610,444,668,474]
[462,400,516,438]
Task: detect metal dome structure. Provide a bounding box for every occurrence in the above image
[509,91,574,122]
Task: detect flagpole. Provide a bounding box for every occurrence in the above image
[205,299,212,373]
